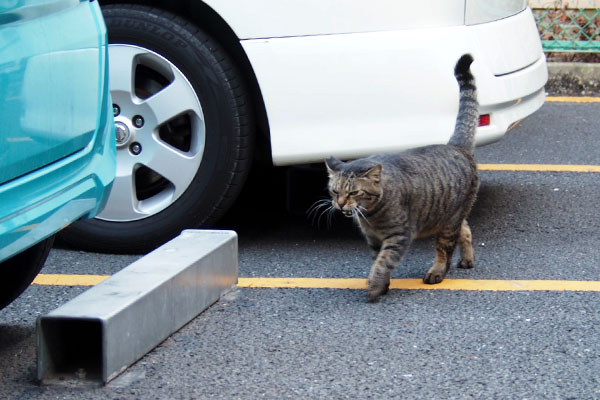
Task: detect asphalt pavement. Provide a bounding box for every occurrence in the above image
[1,100,599,399]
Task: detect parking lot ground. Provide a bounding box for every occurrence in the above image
[1,98,600,399]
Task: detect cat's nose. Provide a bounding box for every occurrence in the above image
[337,196,347,207]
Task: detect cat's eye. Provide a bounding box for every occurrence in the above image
[349,190,360,196]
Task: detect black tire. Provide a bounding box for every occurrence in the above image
[0,237,54,310]
[60,5,253,254]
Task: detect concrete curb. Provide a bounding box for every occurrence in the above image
[546,62,600,95]
[548,62,600,80]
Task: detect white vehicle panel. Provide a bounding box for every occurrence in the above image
[243,31,463,165]
[465,0,527,25]
[203,0,464,38]
[469,7,542,76]
[241,8,547,165]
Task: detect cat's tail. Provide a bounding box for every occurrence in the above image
[447,54,479,153]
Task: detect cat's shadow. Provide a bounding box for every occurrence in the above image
[468,178,565,241]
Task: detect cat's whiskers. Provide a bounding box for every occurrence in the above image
[326,205,336,228]
[307,198,330,215]
[307,198,336,228]
[354,205,371,226]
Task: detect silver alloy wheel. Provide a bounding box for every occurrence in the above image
[60,4,253,254]
[98,44,205,222]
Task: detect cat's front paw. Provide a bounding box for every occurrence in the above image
[367,287,387,303]
[423,271,446,284]
[457,258,474,269]
[366,281,389,303]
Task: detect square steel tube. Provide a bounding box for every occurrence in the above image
[37,230,238,385]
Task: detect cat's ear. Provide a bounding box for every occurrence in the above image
[325,156,343,175]
[361,164,382,183]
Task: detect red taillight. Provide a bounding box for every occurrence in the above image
[479,114,490,127]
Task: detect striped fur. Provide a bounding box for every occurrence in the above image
[448,54,478,151]
[325,54,480,302]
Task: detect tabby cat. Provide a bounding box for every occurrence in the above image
[325,54,480,302]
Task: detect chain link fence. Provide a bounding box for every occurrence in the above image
[531,1,600,52]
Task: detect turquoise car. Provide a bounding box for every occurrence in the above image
[0,0,116,309]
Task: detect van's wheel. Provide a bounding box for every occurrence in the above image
[0,237,54,310]
[60,4,253,254]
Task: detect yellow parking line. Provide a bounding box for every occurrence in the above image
[33,274,600,292]
[546,96,600,103]
[478,164,600,173]
[237,277,600,292]
[34,274,600,292]
[238,277,367,290]
[33,274,109,286]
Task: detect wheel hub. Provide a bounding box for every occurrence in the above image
[115,121,131,146]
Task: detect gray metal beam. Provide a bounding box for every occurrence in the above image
[37,230,237,385]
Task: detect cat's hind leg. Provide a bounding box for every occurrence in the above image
[424,228,459,284]
[457,219,475,269]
